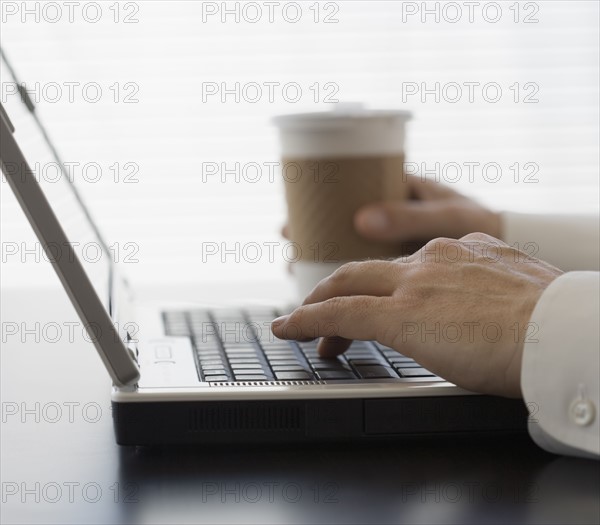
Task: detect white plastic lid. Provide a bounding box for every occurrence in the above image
[273,103,411,158]
[272,103,412,130]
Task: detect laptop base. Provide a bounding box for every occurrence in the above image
[112,395,528,445]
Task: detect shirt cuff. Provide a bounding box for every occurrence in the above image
[521,272,600,458]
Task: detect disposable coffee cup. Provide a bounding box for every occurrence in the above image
[273,104,412,299]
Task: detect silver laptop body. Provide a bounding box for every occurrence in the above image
[0,58,527,444]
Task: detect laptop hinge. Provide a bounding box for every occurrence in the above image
[114,384,137,393]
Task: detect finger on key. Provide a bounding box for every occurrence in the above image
[272,296,390,344]
[317,336,353,358]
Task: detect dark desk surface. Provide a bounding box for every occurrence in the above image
[2,286,599,525]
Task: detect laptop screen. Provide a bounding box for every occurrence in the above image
[1,57,111,310]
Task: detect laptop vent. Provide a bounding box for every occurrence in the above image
[209,380,324,387]
[188,404,304,432]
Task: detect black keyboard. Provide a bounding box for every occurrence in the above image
[163,308,444,383]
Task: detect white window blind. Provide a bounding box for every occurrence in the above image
[1,0,598,291]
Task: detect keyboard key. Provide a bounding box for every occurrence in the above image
[383,351,408,360]
[228,358,261,364]
[387,356,415,364]
[195,342,221,351]
[275,371,312,380]
[398,367,436,377]
[234,374,269,381]
[193,338,213,346]
[226,352,260,358]
[231,364,264,370]
[392,362,421,369]
[221,333,250,341]
[272,365,308,372]
[348,359,384,366]
[317,370,356,380]
[195,342,221,349]
[268,359,301,366]
[196,351,222,359]
[262,346,294,353]
[309,356,347,365]
[355,365,398,379]
[303,354,324,360]
[344,352,379,359]
[307,356,340,362]
[224,346,257,352]
[206,375,230,382]
[264,351,296,357]
[310,364,349,372]
[202,364,228,370]
[311,363,350,371]
[203,369,229,376]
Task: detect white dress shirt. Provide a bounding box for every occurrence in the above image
[502,212,600,459]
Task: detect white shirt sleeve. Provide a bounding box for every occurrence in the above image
[502,212,599,458]
[501,212,599,271]
[521,272,600,459]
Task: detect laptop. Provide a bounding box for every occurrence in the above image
[0,57,528,445]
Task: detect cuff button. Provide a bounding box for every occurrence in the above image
[570,399,596,427]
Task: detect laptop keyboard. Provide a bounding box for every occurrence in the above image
[162,308,444,384]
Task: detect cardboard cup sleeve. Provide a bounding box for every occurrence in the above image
[283,154,408,263]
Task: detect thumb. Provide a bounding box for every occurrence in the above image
[354,200,456,242]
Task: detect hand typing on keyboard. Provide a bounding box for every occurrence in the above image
[271,233,563,398]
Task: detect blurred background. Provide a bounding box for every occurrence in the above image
[1,0,598,298]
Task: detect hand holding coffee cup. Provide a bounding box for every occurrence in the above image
[273,104,412,298]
